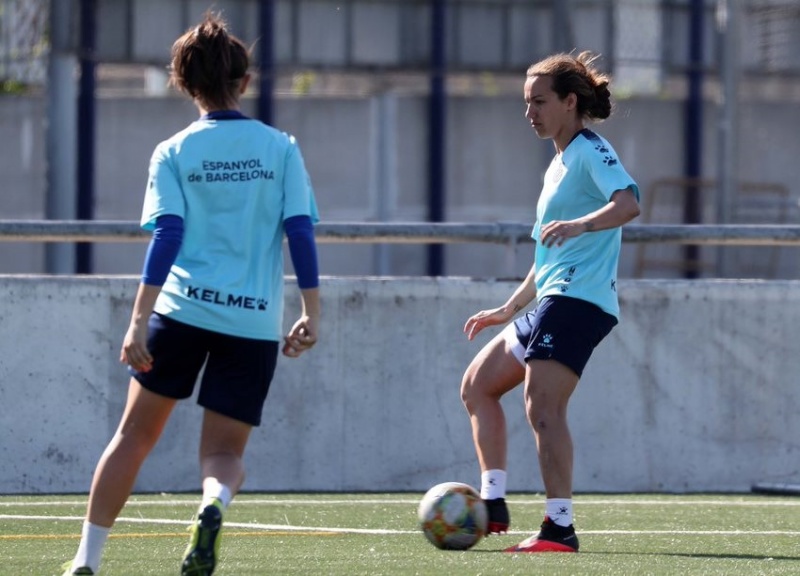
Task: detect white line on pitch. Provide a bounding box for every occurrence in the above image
[4,497,800,508]
[0,514,415,535]
[3,514,800,537]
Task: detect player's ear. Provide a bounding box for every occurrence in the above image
[239,73,251,95]
[565,92,577,111]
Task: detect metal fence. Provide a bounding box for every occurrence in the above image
[3,220,800,245]
[0,0,48,86]
[3,0,800,91]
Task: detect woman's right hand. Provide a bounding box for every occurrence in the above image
[463,306,514,341]
[120,321,153,372]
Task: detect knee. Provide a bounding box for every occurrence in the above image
[460,366,484,413]
[525,397,564,435]
[460,369,475,411]
[113,429,161,463]
[460,365,502,414]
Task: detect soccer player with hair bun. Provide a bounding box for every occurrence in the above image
[61,12,320,575]
[460,51,640,553]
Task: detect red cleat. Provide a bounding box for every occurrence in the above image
[504,516,579,553]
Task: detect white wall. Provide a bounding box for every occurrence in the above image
[1,275,797,494]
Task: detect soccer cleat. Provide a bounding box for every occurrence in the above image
[505,516,579,553]
[60,561,94,575]
[483,497,510,534]
[181,499,224,576]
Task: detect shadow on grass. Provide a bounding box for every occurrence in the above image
[584,550,800,562]
[470,549,800,562]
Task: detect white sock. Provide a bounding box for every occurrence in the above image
[72,520,110,572]
[480,469,507,500]
[546,498,573,527]
[201,477,233,510]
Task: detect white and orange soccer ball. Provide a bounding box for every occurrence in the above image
[417,481,488,550]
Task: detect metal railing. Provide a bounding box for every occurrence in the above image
[3,220,800,246]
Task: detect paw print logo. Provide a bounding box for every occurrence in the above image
[256,299,268,311]
[603,155,618,166]
[542,333,553,344]
[595,144,609,154]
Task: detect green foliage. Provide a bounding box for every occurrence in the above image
[291,71,317,95]
[0,79,29,95]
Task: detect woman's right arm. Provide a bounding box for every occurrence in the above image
[121,214,184,372]
[464,261,537,341]
[283,215,320,357]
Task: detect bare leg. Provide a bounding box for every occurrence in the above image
[524,359,579,498]
[461,333,525,472]
[180,410,251,574]
[199,409,253,497]
[86,378,177,527]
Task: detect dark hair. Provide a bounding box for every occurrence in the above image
[527,51,612,121]
[169,12,249,110]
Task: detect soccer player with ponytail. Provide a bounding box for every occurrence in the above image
[461,51,640,553]
[62,12,320,575]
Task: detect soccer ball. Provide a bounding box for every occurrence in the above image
[418,481,488,550]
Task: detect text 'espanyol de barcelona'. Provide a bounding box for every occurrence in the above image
[193,158,275,183]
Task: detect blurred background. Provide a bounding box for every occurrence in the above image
[1,0,799,279]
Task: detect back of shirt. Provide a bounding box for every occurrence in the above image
[532,129,639,319]
[141,116,319,340]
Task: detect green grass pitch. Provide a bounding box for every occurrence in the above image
[3,492,800,575]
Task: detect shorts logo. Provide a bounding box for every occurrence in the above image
[186,285,268,311]
[538,333,554,349]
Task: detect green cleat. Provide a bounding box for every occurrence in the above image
[60,561,94,575]
[181,499,224,576]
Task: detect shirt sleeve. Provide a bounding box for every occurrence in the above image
[283,136,320,224]
[585,140,640,202]
[141,142,186,231]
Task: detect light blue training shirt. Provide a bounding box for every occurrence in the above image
[532,128,639,319]
[141,112,319,340]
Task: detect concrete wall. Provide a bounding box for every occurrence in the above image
[2,275,798,495]
[2,94,799,279]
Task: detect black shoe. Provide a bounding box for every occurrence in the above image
[482,498,510,534]
[505,516,579,552]
[181,500,223,575]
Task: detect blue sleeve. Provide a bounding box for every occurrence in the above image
[141,214,184,286]
[284,215,319,289]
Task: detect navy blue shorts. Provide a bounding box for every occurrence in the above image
[511,295,618,377]
[129,313,279,426]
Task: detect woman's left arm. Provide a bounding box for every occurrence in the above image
[579,187,641,232]
[540,187,640,247]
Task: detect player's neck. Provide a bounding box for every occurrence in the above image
[197,102,241,116]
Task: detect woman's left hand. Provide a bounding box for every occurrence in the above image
[540,220,585,247]
[282,315,318,358]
